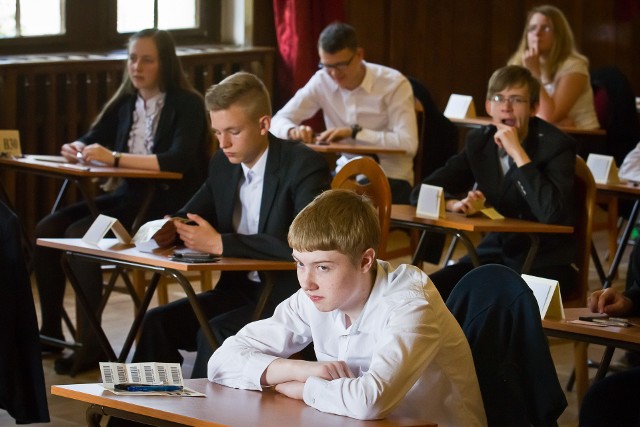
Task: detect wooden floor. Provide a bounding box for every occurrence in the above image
[0,226,631,426]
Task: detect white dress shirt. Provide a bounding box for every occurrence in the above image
[619,141,640,183]
[233,148,268,282]
[270,62,418,184]
[208,261,487,426]
[128,92,166,154]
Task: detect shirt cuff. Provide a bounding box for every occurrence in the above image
[303,376,328,407]
[245,353,280,390]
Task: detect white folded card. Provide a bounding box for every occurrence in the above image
[82,214,132,246]
[521,273,565,320]
[586,153,620,184]
[443,94,476,119]
[416,184,445,219]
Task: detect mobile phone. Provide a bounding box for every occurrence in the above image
[578,313,609,322]
[170,253,219,263]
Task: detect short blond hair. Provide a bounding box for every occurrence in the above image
[204,72,271,120]
[288,189,380,264]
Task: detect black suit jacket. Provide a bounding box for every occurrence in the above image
[79,88,210,219]
[0,202,49,423]
[412,117,576,271]
[178,134,331,283]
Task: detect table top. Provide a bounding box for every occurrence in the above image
[306,140,405,155]
[52,379,436,427]
[596,181,640,198]
[450,116,606,137]
[391,204,574,234]
[37,238,296,272]
[542,308,640,350]
[0,155,182,179]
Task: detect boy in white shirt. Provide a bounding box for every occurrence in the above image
[208,189,486,426]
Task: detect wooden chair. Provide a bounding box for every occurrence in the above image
[331,156,391,259]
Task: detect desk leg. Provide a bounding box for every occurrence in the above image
[454,231,480,267]
[86,405,103,427]
[51,179,70,214]
[167,269,219,352]
[574,341,589,405]
[603,200,640,289]
[521,234,540,274]
[61,253,117,361]
[251,272,275,321]
[86,404,184,427]
[594,345,615,382]
[118,272,162,362]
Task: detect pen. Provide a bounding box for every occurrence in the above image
[114,383,183,392]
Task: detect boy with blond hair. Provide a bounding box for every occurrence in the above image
[208,189,486,426]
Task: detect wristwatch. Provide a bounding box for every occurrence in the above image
[112,151,121,167]
[351,124,362,140]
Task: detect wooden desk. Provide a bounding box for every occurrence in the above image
[391,204,573,270]
[449,116,606,137]
[592,182,640,288]
[52,379,436,427]
[306,141,406,156]
[542,307,640,403]
[37,238,295,367]
[0,155,182,231]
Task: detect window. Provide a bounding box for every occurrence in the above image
[116,0,198,34]
[0,0,64,38]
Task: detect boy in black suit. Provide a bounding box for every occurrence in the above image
[132,72,331,377]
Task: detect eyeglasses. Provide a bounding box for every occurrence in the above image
[527,24,553,33]
[318,52,356,72]
[489,95,529,105]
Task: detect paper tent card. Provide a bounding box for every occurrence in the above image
[521,274,565,320]
[586,153,620,184]
[416,184,445,219]
[444,94,476,119]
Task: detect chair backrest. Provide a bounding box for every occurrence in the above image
[446,264,567,426]
[413,98,426,184]
[408,76,458,181]
[565,155,596,307]
[331,156,391,259]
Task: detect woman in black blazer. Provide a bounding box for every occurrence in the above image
[34,29,210,374]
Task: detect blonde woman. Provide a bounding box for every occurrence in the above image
[508,5,599,129]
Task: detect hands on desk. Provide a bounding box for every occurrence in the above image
[61,141,86,163]
[588,288,635,317]
[446,190,486,215]
[288,125,352,144]
[263,359,355,400]
[174,213,223,255]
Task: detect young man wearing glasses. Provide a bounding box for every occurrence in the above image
[270,22,418,204]
[410,65,577,300]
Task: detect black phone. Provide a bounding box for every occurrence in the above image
[578,313,609,321]
[170,255,218,263]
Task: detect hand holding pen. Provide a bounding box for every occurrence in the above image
[61,141,86,163]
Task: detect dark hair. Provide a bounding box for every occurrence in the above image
[487,65,541,106]
[205,71,271,119]
[318,22,358,53]
[93,29,195,126]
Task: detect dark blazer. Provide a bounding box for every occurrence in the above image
[447,264,567,427]
[412,117,576,271]
[79,88,210,219]
[178,133,331,268]
[0,202,49,423]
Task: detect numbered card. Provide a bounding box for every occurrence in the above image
[0,130,21,157]
[82,214,132,246]
[521,274,565,320]
[443,94,476,119]
[416,184,445,219]
[586,153,620,184]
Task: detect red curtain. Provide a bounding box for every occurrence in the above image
[272,0,346,112]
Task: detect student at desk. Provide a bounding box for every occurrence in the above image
[270,22,418,204]
[582,250,640,427]
[209,190,486,425]
[508,4,599,130]
[411,65,577,301]
[34,29,210,374]
[131,72,331,378]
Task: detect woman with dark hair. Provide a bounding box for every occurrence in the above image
[508,5,599,129]
[34,29,210,374]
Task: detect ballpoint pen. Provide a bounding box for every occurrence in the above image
[114,383,183,392]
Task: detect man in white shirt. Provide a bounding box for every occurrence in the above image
[270,22,418,204]
[208,190,487,426]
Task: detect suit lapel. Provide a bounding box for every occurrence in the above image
[153,93,175,153]
[218,159,243,231]
[258,138,280,232]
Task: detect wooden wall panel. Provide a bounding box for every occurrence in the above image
[343,0,640,111]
